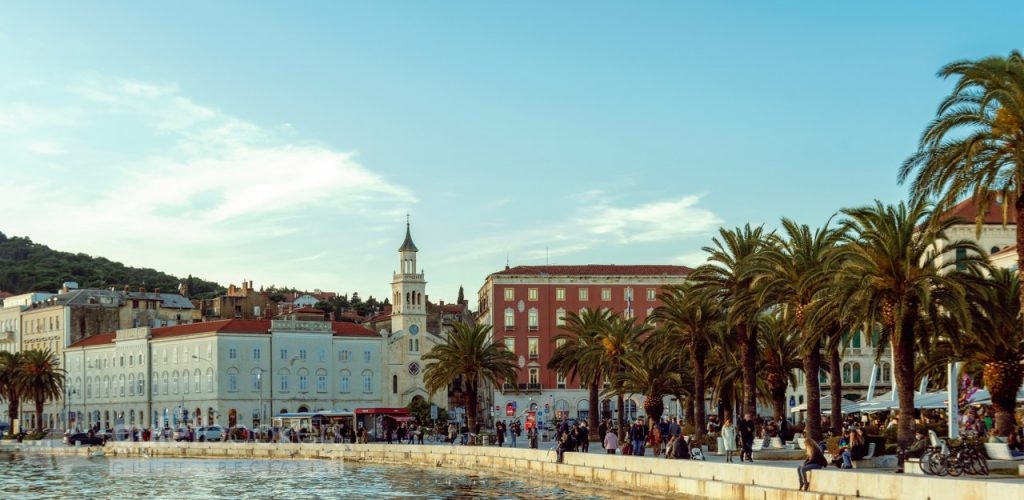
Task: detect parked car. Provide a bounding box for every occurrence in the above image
[64,432,106,446]
[195,425,226,442]
[173,427,192,441]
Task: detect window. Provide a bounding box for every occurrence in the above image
[601,288,611,301]
[528,308,539,331]
[194,369,201,393]
[528,368,539,387]
[408,338,419,352]
[578,288,589,301]
[252,373,261,392]
[819,369,828,384]
[362,371,373,393]
[555,308,566,326]
[647,288,656,301]
[172,372,179,394]
[316,372,327,393]
[137,375,144,395]
[504,338,515,353]
[206,368,214,392]
[280,348,288,360]
[299,374,309,393]
[528,338,539,359]
[339,350,350,362]
[555,288,566,301]
[253,347,261,360]
[228,347,237,359]
[881,362,892,383]
[128,374,134,396]
[557,372,566,389]
[183,371,190,394]
[280,374,290,392]
[624,287,633,301]
[299,348,307,360]
[845,331,862,349]
[393,374,398,394]
[363,350,371,362]
[528,288,538,301]
[842,362,862,384]
[955,247,967,271]
[340,373,350,393]
[504,288,514,301]
[504,308,515,330]
[318,348,326,362]
[228,373,238,392]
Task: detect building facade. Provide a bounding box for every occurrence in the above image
[477,264,690,427]
[63,315,385,432]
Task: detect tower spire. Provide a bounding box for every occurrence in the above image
[398,213,418,252]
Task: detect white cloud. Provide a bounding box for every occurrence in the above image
[579,195,722,244]
[0,74,414,289]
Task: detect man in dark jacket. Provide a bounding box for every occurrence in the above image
[629,418,647,456]
[737,413,756,462]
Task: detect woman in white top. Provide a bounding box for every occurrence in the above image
[721,418,739,463]
[604,428,619,454]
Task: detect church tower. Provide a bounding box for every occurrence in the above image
[385,217,442,408]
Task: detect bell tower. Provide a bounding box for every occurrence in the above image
[387,215,429,407]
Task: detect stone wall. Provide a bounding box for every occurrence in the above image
[6,441,1021,500]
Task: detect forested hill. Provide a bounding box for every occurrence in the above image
[0,231,223,297]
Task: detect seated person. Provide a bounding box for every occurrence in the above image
[1008,430,1023,453]
[841,429,869,468]
[906,430,929,458]
[671,434,690,459]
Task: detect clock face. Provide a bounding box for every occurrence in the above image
[408,362,420,376]
[409,324,419,335]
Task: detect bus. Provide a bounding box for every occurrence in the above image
[271,410,356,443]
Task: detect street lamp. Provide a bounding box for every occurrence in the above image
[192,354,214,425]
[62,388,77,432]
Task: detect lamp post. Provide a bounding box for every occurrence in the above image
[192,354,213,426]
[251,367,266,427]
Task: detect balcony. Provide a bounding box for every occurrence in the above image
[502,382,516,391]
[504,325,515,331]
[528,353,539,360]
[528,325,539,332]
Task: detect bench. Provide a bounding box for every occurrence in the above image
[851,442,878,468]
[983,442,1024,461]
[905,458,924,475]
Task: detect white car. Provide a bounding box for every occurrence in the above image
[195,425,226,442]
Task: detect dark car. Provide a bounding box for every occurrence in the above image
[64,432,106,446]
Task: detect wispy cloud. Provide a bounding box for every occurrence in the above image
[0,74,413,287]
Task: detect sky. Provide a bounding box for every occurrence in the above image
[0,1,1021,306]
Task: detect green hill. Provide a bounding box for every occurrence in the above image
[0,231,223,297]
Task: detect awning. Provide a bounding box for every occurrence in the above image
[386,415,417,422]
[356,407,410,415]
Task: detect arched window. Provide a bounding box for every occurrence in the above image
[555,308,566,326]
[206,368,214,392]
[880,362,891,383]
[339,370,351,393]
[194,369,201,393]
[128,374,135,396]
[528,308,539,331]
[172,371,180,394]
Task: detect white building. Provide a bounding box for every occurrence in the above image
[63,313,385,431]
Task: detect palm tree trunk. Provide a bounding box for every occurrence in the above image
[35,396,44,433]
[770,382,786,421]
[684,395,695,427]
[616,394,625,442]
[588,379,600,441]
[7,398,18,437]
[892,325,916,449]
[802,339,823,442]
[465,380,479,435]
[739,323,757,418]
[984,361,1023,437]
[829,343,843,435]
[692,347,706,441]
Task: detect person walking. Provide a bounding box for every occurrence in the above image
[629,418,648,456]
[604,427,618,454]
[737,413,756,462]
[797,438,828,491]
[721,417,738,463]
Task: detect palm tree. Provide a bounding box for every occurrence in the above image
[422,323,518,433]
[612,341,683,426]
[0,351,24,436]
[689,224,768,419]
[600,316,649,440]
[548,307,615,440]
[833,200,986,447]
[755,313,802,422]
[749,217,842,442]
[705,325,743,423]
[899,51,1024,320]
[947,268,1024,436]
[650,283,722,441]
[18,349,64,433]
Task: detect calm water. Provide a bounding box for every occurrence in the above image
[0,452,631,499]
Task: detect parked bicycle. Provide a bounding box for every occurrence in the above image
[919,439,989,476]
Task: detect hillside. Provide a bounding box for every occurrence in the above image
[0,231,223,297]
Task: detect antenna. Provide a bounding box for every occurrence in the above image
[546,247,549,265]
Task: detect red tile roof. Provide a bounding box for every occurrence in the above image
[491,264,692,277]
[332,321,377,337]
[439,304,465,313]
[943,198,1018,225]
[68,332,116,348]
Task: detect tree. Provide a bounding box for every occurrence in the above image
[600,316,649,440]
[755,312,802,422]
[612,341,683,426]
[422,323,518,433]
[650,283,722,441]
[18,349,64,433]
[0,351,23,436]
[750,217,843,442]
[548,308,615,440]
[899,50,1024,326]
[689,224,768,419]
[947,268,1024,436]
[833,200,985,447]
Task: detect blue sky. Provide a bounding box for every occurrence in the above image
[0,2,1020,305]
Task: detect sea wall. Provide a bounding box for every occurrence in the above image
[5,440,1021,500]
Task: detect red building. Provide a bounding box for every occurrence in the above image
[476,264,690,425]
